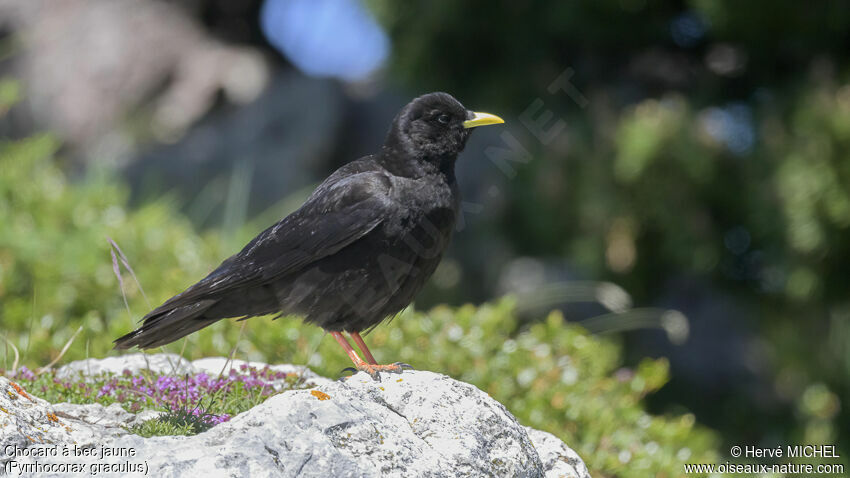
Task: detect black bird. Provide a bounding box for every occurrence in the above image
[114,92,504,376]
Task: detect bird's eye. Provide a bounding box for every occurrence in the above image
[437,114,451,125]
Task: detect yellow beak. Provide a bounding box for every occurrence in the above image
[463,111,505,129]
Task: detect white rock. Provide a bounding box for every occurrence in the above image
[189,356,332,388]
[51,402,162,430]
[526,428,591,478]
[55,354,331,388]
[0,377,132,470]
[55,353,194,379]
[3,355,590,477]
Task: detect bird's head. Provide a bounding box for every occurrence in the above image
[383,92,503,172]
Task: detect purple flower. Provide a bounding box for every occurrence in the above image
[97,383,115,398]
[16,366,35,380]
[208,414,230,425]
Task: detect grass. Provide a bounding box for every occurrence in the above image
[130,399,223,437]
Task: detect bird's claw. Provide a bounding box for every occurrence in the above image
[353,362,413,380]
[337,367,358,380]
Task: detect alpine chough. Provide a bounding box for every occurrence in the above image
[114,92,504,376]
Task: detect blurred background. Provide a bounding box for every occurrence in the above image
[1,0,849,476]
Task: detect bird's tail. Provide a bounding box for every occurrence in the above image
[113,299,220,350]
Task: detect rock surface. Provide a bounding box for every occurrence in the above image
[526,428,591,478]
[55,353,332,389]
[2,355,590,478]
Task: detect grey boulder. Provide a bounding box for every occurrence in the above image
[3,356,589,477]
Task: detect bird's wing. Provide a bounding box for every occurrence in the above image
[149,168,394,312]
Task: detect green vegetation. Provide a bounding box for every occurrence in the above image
[129,412,212,438]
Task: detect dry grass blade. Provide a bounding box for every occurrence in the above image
[2,335,20,373]
[23,286,36,364]
[218,321,247,378]
[37,326,83,375]
[107,236,151,309]
[109,241,132,320]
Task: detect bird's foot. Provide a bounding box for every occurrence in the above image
[344,361,413,380]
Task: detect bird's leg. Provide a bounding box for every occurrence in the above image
[330,331,363,365]
[330,331,410,379]
[349,332,377,365]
